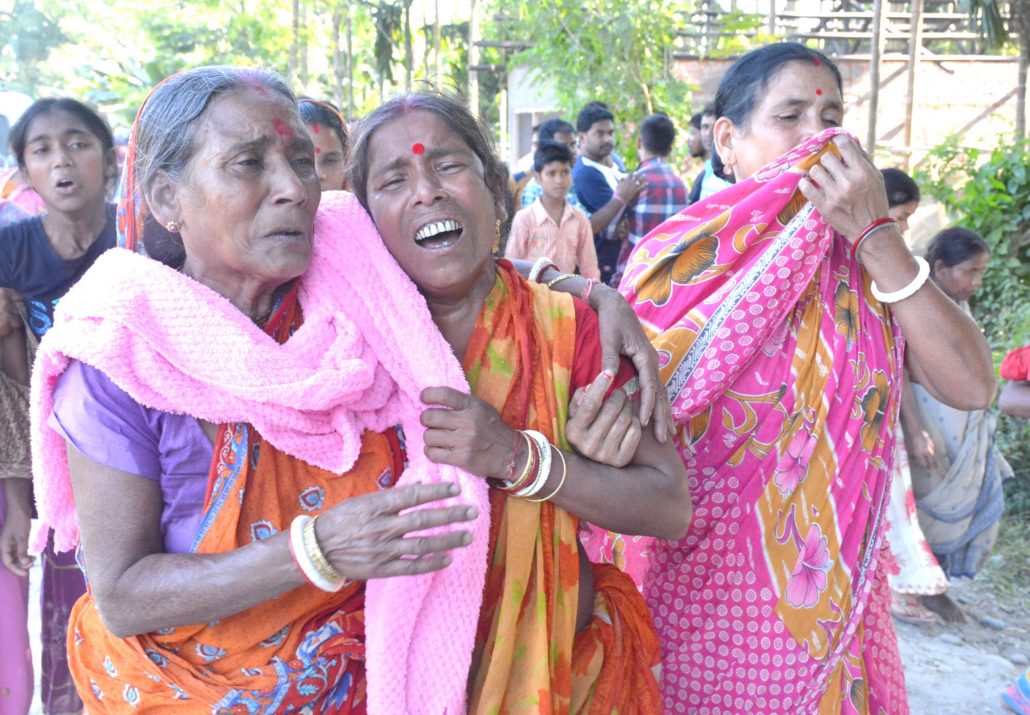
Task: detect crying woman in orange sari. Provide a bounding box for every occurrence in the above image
[347,92,690,713]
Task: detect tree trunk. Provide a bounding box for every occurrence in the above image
[346,7,355,117]
[1019,40,1029,140]
[469,0,479,111]
[902,0,924,171]
[434,0,441,79]
[866,0,887,154]
[300,0,309,87]
[330,3,345,111]
[404,1,413,89]
[289,0,299,80]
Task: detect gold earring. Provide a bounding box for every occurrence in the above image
[166,220,181,232]
[492,219,501,254]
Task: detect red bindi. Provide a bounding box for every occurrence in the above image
[816,89,823,96]
[311,122,320,134]
[412,142,425,155]
[315,147,321,154]
[812,56,821,67]
[273,118,294,140]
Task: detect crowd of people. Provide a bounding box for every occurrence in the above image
[0,40,1020,715]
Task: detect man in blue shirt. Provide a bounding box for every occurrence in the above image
[571,103,643,285]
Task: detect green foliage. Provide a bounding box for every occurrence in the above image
[915,137,1030,514]
[1,0,473,129]
[495,0,693,160]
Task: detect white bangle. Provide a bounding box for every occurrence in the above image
[528,257,558,283]
[513,430,553,498]
[870,255,931,304]
[289,515,346,592]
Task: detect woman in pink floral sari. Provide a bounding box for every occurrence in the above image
[616,43,995,714]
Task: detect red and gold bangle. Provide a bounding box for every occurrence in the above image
[850,217,897,263]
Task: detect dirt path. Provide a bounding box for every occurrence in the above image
[897,577,1027,715]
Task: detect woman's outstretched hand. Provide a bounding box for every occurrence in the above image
[316,481,477,580]
[588,284,673,443]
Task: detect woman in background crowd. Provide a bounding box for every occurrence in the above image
[299,97,348,192]
[877,168,951,626]
[905,227,1011,622]
[0,96,117,715]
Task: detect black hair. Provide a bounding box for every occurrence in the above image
[9,97,114,169]
[926,227,990,276]
[347,91,507,218]
[298,98,348,155]
[702,103,716,117]
[640,113,676,157]
[689,113,703,130]
[134,66,295,266]
[533,140,574,172]
[576,103,615,133]
[538,117,574,142]
[881,167,921,208]
[714,43,842,128]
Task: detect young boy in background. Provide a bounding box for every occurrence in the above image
[505,140,600,280]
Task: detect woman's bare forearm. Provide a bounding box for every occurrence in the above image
[999,381,1030,419]
[69,446,306,637]
[544,430,690,540]
[860,230,994,409]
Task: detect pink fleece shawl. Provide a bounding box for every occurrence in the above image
[30,190,490,715]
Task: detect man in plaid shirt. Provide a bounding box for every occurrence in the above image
[615,113,688,283]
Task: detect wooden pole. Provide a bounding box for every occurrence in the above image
[434,0,442,80]
[469,0,480,113]
[866,0,887,154]
[902,0,925,171]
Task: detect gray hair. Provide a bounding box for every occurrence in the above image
[133,66,296,264]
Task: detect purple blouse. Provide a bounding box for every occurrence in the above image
[50,360,213,554]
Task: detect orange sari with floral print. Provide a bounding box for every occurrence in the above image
[464,261,661,714]
[66,286,401,714]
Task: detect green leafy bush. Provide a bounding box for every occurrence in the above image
[915,138,1030,514]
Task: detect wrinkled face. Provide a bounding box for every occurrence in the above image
[888,200,920,236]
[169,86,321,288]
[715,61,844,181]
[700,113,716,155]
[580,119,616,162]
[364,109,501,302]
[21,108,115,216]
[553,130,577,154]
[538,160,572,201]
[308,121,346,191]
[934,252,989,303]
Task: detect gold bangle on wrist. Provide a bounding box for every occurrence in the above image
[546,273,577,290]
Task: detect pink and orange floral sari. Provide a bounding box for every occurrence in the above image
[616,129,909,714]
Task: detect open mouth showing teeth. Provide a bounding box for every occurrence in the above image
[414,219,463,249]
